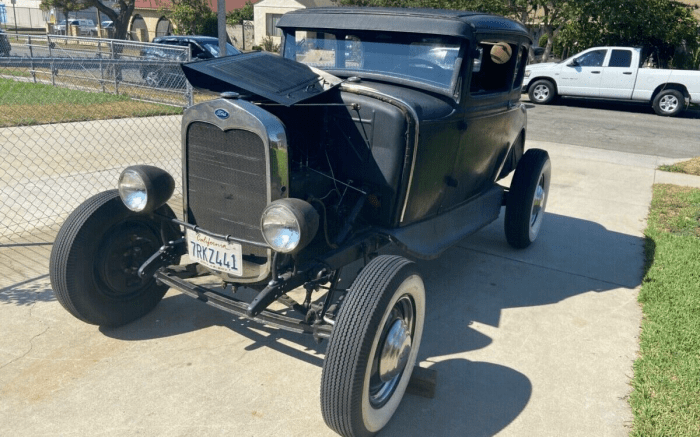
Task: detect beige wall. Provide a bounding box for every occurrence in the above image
[130,9,171,42]
[253,0,304,46]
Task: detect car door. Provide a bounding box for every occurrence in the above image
[599,49,636,99]
[440,41,526,212]
[558,48,608,97]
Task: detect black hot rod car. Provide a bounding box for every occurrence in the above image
[50,8,550,437]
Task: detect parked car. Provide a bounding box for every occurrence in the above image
[0,29,10,57]
[139,35,241,87]
[54,19,95,36]
[50,8,550,437]
[90,20,114,37]
[523,46,700,116]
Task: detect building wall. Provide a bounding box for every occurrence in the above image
[253,0,304,46]
[129,10,172,42]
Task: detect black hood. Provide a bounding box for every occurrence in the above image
[181,51,342,106]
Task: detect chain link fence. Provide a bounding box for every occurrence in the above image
[1,34,202,290]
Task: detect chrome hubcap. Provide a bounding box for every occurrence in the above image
[530,175,546,233]
[533,84,549,101]
[379,319,412,382]
[369,295,415,407]
[659,95,678,113]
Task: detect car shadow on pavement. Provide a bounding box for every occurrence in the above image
[386,359,532,437]
[101,289,329,367]
[536,96,700,119]
[100,211,645,435]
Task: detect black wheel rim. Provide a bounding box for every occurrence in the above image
[95,220,161,299]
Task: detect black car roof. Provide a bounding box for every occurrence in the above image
[276,7,531,40]
[153,35,221,44]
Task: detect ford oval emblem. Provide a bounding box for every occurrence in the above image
[214,109,229,119]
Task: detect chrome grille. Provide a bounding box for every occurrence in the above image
[186,122,267,244]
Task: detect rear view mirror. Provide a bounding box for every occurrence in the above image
[568,58,579,67]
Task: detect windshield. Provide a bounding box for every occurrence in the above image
[284,30,462,92]
[202,42,240,57]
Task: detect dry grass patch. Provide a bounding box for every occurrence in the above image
[658,157,700,176]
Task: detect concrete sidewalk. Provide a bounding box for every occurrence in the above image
[0,141,696,436]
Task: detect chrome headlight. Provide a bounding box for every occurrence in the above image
[261,199,319,254]
[524,70,531,78]
[118,165,175,213]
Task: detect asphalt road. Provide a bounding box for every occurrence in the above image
[524,95,700,159]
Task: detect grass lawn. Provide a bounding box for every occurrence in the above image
[630,184,700,436]
[658,157,700,176]
[0,77,182,127]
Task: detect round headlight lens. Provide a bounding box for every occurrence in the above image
[118,169,148,212]
[261,204,302,253]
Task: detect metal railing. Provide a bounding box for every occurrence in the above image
[1,34,198,290]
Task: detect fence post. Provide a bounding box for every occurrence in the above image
[98,40,105,93]
[111,40,119,95]
[28,36,36,84]
[48,35,55,87]
[185,47,193,107]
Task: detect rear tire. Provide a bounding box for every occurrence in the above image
[505,149,551,249]
[321,255,425,437]
[652,89,684,117]
[528,79,556,104]
[50,190,181,327]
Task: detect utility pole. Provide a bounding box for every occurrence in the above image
[11,0,18,36]
[218,0,226,56]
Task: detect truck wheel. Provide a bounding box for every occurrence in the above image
[50,190,181,327]
[528,79,556,104]
[505,149,551,249]
[652,89,684,117]
[321,255,425,437]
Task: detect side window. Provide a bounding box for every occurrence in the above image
[189,43,206,58]
[512,46,528,89]
[608,50,632,68]
[470,41,517,95]
[266,14,283,37]
[576,49,607,67]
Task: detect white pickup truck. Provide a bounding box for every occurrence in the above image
[523,46,700,116]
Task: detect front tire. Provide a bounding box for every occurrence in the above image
[321,255,425,437]
[652,89,684,117]
[50,190,181,327]
[528,79,557,104]
[505,149,551,249]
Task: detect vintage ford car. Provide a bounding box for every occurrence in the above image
[50,8,550,437]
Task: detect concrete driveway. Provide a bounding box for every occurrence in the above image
[0,140,693,436]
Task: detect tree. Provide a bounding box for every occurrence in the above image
[87,0,137,40]
[41,0,136,40]
[227,0,255,49]
[559,0,699,67]
[40,0,89,24]
[337,0,510,14]
[227,0,255,25]
[338,0,573,60]
[165,0,217,36]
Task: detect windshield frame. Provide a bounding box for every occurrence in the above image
[282,28,465,99]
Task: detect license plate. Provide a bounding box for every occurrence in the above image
[186,229,243,276]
